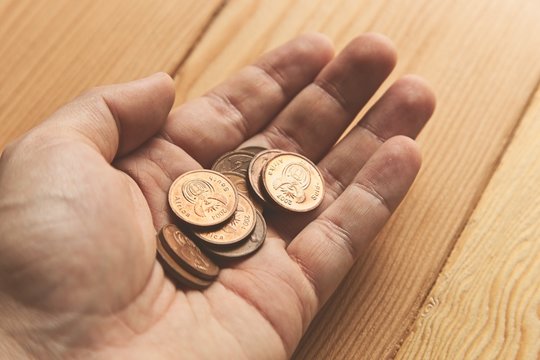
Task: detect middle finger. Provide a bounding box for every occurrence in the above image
[242,33,397,161]
[269,75,435,239]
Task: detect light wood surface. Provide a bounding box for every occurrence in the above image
[0,0,223,148]
[170,1,540,358]
[2,1,540,358]
[397,83,540,360]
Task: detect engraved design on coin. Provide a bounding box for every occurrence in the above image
[193,194,256,245]
[169,170,238,227]
[226,158,250,174]
[272,162,311,203]
[222,204,246,234]
[230,176,249,193]
[182,179,227,218]
[173,230,210,270]
[222,171,264,213]
[200,211,266,259]
[262,153,324,212]
[212,151,254,176]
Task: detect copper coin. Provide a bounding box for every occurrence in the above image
[262,152,324,212]
[248,149,285,203]
[239,146,268,155]
[168,170,238,227]
[222,171,263,213]
[159,224,219,280]
[156,235,212,289]
[192,193,257,245]
[212,150,254,176]
[202,211,266,259]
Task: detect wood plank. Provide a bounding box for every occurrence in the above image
[0,0,224,148]
[171,0,540,358]
[397,84,540,359]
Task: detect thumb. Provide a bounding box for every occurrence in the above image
[32,72,175,162]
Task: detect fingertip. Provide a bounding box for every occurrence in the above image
[147,72,176,109]
[381,135,422,185]
[394,75,437,119]
[132,72,176,116]
[346,33,398,73]
[261,32,335,74]
[359,136,422,211]
[298,32,335,61]
[357,74,435,141]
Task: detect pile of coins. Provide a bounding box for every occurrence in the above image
[156,146,325,289]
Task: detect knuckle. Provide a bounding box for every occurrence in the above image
[318,166,346,201]
[314,217,357,260]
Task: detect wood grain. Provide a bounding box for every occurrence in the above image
[397,85,540,360]
[170,0,540,358]
[2,0,540,357]
[0,0,224,148]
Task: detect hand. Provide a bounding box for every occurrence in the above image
[0,33,435,359]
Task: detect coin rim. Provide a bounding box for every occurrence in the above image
[202,211,266,259]
[156,234,213,289]
[211,150,256,176]
[221,171,264,213]
[238,146,268,155]
[247,149,285,203]
[192,193,257,245]
[261,152,325,212]
[159,224,219,280]
[168,169,239,227]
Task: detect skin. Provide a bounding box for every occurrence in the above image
[0,33,435,359]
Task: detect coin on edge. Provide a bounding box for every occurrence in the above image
[192,193,257,246]
[168,170,238,227]
[212,150,255,176]
[248,149,285,203]
[222,171,263,213]
[156,235,212,289]
[202,211,267,259]
[239,146,268,155]
[262,152,324,212]
[159,224,219,280]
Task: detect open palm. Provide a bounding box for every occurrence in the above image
[0,34,435,359]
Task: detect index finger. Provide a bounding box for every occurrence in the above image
[161,33,334,167]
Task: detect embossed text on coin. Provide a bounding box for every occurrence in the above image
[193,193,256,245]
[168,170,238,226]
[262,153,324,212]
[212,150,254,176]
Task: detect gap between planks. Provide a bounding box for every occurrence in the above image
[169,0,228,79]
[393,74,540,359]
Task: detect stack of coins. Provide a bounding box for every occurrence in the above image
[156,147,325,288]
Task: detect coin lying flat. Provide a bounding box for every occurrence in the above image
[192,193,257,246]
[162,148,325,289]
[212,150,254,177]
[168,170,238,227]
[202,211,266,259]
[159,224,219,280]
[248,149,285,203]
[239,146,268,155]
[156,235,212,289]
[222,171,263,213]
[262,152,324,212]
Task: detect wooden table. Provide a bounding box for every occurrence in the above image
[1,1,539,358]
